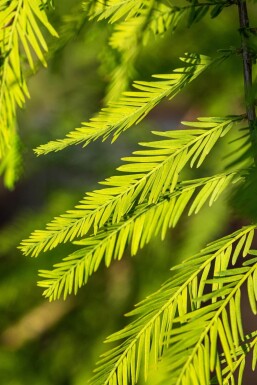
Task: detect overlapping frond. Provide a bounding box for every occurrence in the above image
[34,53,215,155]
[20,116,240,258]
[221,332,257,385]
[157,256,257,385]
[36,171,240,301]
[151,331,257,385]
[88,226,256,385]
[0,0,57,187]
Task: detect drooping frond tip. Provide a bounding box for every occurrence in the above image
[34,53,212,156]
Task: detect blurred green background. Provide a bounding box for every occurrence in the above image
[0,1,255,384]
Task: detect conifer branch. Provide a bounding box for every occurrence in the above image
[237,0,257,162]
[21,116,240,258]
[37,172,240,301]
[89,226,257,385]
[13,1,257,383]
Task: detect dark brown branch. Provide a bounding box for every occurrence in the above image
[237,0,256,125]
[237,0,257,163]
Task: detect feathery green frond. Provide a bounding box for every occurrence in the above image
[20,116,240,258]
[83,0,149,23]
[36,171,240,301]
[0,0,255,382]
[0,0,57,187]
[88,226,256,385]
[34,53,216,155]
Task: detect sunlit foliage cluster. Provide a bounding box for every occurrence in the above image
[1,0,257,384]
